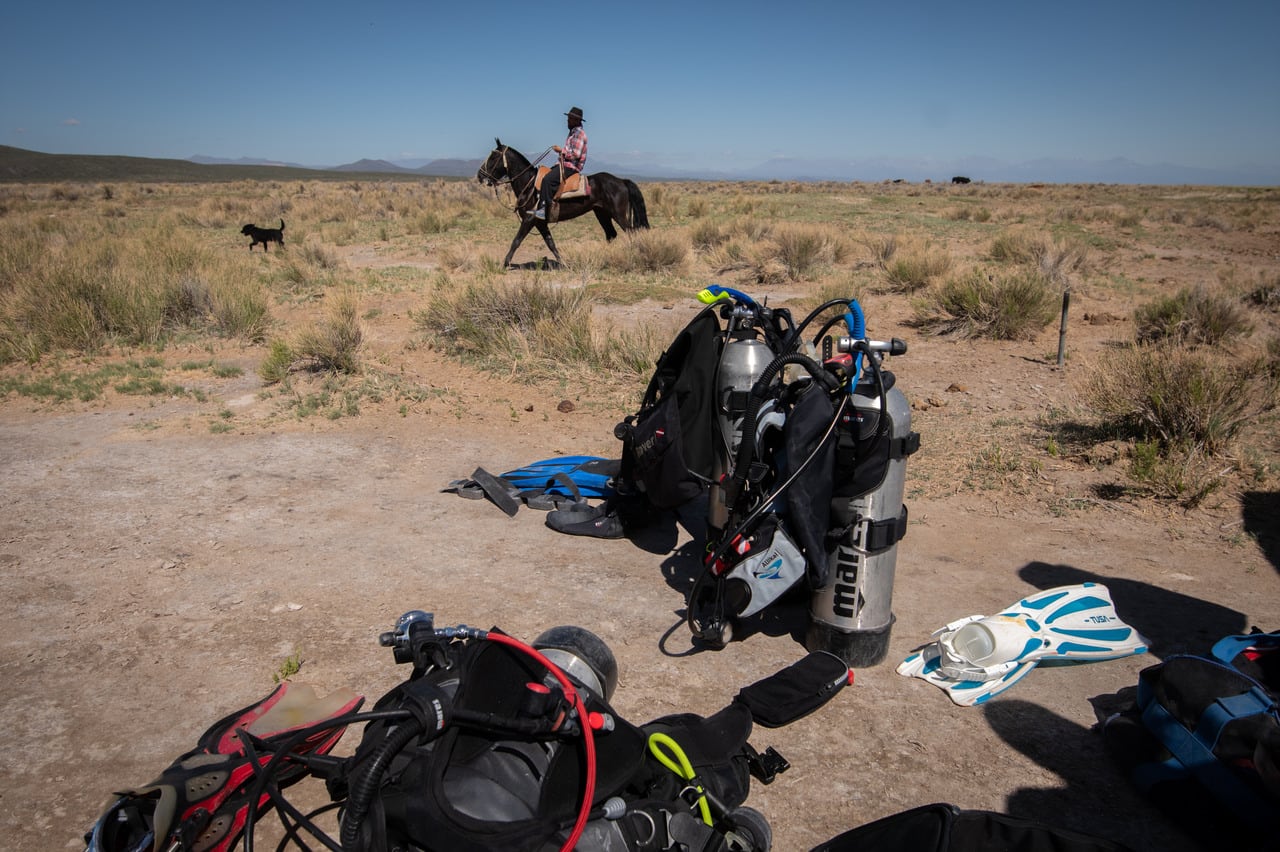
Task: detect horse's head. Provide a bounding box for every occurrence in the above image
[476,138,509,186]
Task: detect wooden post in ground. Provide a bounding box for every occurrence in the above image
[1057,290,1071,368]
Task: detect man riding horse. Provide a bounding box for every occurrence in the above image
[534,106,587,221]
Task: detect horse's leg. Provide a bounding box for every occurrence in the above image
[593,208,619,241]
[535,221,563,266]
[503,218,535,267]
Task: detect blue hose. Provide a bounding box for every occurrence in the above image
[845,300,866,391]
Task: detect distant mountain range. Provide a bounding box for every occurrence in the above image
[191,152,1279,186]
[189,154,483,177]
[2,145,1276,186]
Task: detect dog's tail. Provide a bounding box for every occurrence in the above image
[280,219,286,231]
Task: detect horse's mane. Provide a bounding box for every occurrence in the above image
[493,138,531,171]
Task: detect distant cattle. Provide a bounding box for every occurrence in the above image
[951,176,972,185]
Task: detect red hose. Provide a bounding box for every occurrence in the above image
[485,631,596,852]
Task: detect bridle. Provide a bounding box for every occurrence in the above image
[478,145,554,213]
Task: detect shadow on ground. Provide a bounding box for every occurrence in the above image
[983,699,1197,852]
[1243,490,1280,575]
[1018,561,1249,658]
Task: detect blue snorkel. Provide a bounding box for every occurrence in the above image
[843,300,866,392]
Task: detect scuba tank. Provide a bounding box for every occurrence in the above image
[708,306,776,537]
[806,338,917,667]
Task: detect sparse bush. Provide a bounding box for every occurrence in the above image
[296,241,339,269]
[865,234,898,267]
[604,230,687,273]
[1248,272,1280,311]
[948,205,992,222]
[261,288,363,381]
[882,242,952,294]
[773,226,825,280]
[417,278,662,383]
[211,278,271,342]
[1127,440,1224,507]
[690,219,728,250]
[259,339,296,383]
[913,268,1058,340]
[1080,343,1272,455]
[1134,285,1253,346]
[988,230,1091,285]
[413,212,451,235]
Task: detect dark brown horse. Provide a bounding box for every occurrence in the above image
[477,139,649,268]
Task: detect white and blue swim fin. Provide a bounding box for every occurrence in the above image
[897,583,1149,706]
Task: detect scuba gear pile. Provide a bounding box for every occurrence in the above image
[644,286,916,664]
[85,611,851,852]
[442,285,918,661]
[897,583,1149,706]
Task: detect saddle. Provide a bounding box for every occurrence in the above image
[535,166,590,200]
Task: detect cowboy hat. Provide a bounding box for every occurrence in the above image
[564,106,585,122]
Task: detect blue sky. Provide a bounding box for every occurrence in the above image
[3,1,1278,183]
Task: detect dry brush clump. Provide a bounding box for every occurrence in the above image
[259,287,364,382]
[770,223,851,280]
[987,229,1095,287]
[880,239,953,294]
[415,277,661,384]
[911,267,1059,340]
[1076,343,1277,505]
[1133,285,1254,347]
[599,229,689,274]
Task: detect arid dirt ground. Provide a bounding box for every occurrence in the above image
[1,182,1278,852]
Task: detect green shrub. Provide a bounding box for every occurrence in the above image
[293,288,363,373]
[1134,285,1253,346]
[1080,343,1273,454]
[913,268,1058,340]
[259,339,296,383]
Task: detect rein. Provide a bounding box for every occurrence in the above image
[480,146,555,213]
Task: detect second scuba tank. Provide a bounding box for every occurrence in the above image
[806,369,917,668]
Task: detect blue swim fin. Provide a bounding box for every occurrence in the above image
[499,455,619,501]
[444,456,620,513]
[897,583,1149,706]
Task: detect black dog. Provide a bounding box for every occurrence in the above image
[241,219,285,251]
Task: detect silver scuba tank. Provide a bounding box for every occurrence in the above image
[806,365,914,668]
[707,334,775,535]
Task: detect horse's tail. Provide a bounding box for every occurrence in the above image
[626,180,650,230]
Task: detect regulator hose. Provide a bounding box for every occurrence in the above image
[340,714,427,850]
[725,351,837,508]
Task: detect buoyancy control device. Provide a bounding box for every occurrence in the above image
[662,287,918,664]
[85,609,851,852]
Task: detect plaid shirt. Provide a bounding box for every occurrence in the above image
[560,126,587,173]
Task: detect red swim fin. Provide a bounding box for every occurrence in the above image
[86,682,363,852]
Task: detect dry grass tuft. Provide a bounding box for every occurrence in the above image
[912,267,1059,340]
